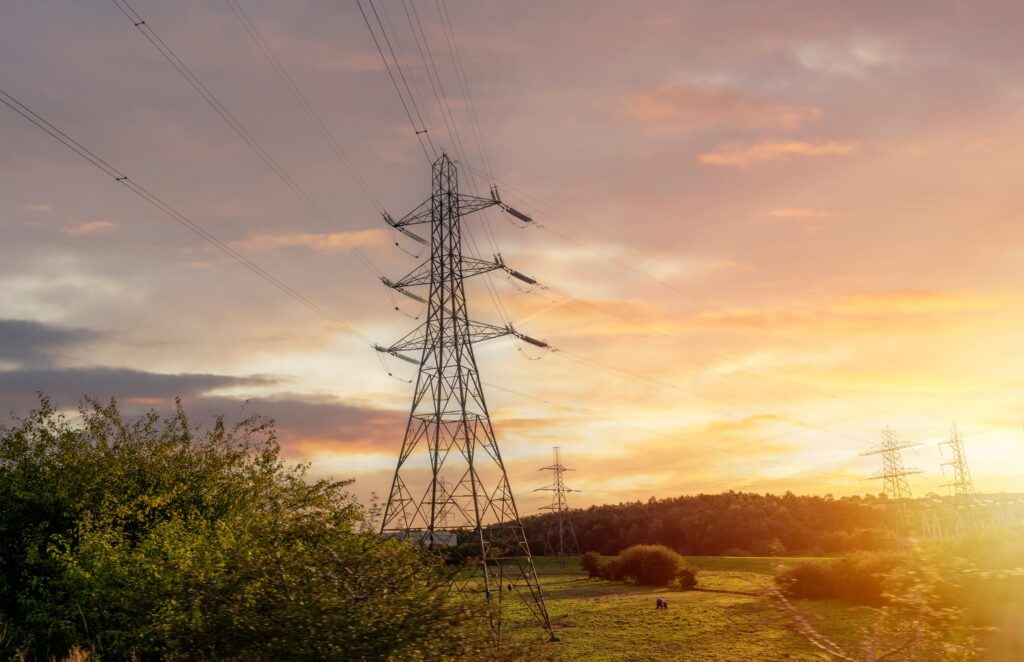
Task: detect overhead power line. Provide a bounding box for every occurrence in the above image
[356,0,516,332]
[398,0,468,168]
[0,87,375,348]
[434,0,495,181]
[222,0,383,213]
[354,0,435,163]
[110,0,384,278]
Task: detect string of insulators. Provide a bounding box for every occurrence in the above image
[374,344,422,365]
[381,276,427,304]
[516,332,549,349]
[491,185,534,224]
[502,206,533,224]
[507,268,537,285]
[493,253,539,286]
[383,211,427,244]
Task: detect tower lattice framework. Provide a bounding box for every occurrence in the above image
[941,423,975,532]
[862,427,922,537]
[535,446,581,562]
[376,154,554,643]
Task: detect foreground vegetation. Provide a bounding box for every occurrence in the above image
[0,399,484,660]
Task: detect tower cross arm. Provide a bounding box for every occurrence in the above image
[376,320,543,356]
[387,260,433,289]
[385,257,537,290]
[384,200,432,228]
[457,193,500,217]
[458,192,536,224]
[462,257,505,279]
[868,468,924,480]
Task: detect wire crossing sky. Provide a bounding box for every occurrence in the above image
[1,0,1023,509]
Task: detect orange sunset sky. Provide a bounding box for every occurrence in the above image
[2,0,1022,511]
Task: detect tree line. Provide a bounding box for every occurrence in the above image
[523,491,893,556]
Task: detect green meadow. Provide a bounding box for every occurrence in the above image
[524,556,874,662]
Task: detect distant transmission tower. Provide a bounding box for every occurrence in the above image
[535,447,581,563]
[862,427,922,537]
[375,154,555,644]
[941,423,975,532]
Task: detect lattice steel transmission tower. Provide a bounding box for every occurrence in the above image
[375,154,555,644]
[862,427,922,536]
[535,447,581,563]
[941,423,975,532]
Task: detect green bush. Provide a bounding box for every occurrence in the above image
[673,565,698,590]
[580,551,605,578]
[0,397,480,660]
[776,551,906,605]
[775,561,835,599]
[612,544,696,588]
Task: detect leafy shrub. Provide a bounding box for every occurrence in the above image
[673,565,698,590]
[776,551,907,605]
[580,551,605,578]
[722,547,752,557]
[775,561,835,599]
[0,397,479,660]
[614,545,696,588]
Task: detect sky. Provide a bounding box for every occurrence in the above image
[2,0,1023,512]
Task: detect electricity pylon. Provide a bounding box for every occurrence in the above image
[375,154,555,644]
[862,427,922,537]
[941,423,975,533]
[535,447,581,564]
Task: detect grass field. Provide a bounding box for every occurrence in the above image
[524,555,872,661]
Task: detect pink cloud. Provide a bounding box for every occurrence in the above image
[63,220,119,236]
[229,228,387,254]
[769,208,835,219]
[627,82,822,133]
[21,203,52,213]
[698,140,862,167]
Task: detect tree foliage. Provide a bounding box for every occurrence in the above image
[0,397,477,660]
[524,491,891,556]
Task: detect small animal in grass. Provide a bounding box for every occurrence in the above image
[655,598,668,610]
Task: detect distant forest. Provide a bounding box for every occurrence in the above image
[522,492,893,556]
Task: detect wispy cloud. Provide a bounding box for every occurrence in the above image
[830,291,1013,316]
[174,261,214,270]
[627,82,821,133]
[63,220,119,236]
[20,203,52,213]
[229,228,386,254]
[794,38,901,78]
[768,208,834,219]
[698,140,862,167]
